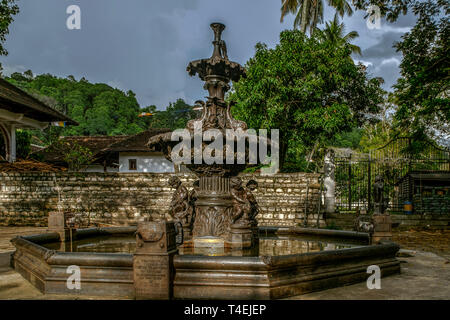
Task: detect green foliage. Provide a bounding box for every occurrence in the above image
[0,129,6,160]
[324,221,341,230]
[330,127,364,149]
[359,121,394,152]
[352,0,412,23]
[6,73,195,146]
[280,0,353,34]
[315,13,361,55]
[229,29,384,170]
[6,73,145,137]
[392,0,449,145]
[0,0,19,56]
[16,129,31,159]
[147,99,196,130]
[51,139,94,171]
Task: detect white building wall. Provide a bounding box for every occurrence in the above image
[119,152,175,173]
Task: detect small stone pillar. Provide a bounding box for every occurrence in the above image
[48,211,76,242]
[372,214,393,243]
[133,221,178,300]
[323,149,336,214]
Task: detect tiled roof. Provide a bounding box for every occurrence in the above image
[35,135,129,163]
[105,128,171,153]
[35,128,172,165]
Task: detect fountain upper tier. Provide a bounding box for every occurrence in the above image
[147,22,254,170]
[187,23,246,101]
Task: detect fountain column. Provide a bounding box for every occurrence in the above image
[148,23,257,249]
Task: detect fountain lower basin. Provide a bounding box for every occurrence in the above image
[10,226,400,299]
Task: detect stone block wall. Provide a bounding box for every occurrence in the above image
[325,213,450,230]
[0,172,322,227]
[413,193,450,215]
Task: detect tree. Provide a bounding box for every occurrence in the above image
[229,30,384,170]
[329,127,364,149]
[392,0,449,146]
[23,69,33,80]
[148,99,196,130]
[6,72,148,140]
[280,0,353,34]
[16,129,31,159]
[51,138,94,171]
[358,100,397,152]
[352,0,411,22]
[316,13,362,55]
[0,0,19,56]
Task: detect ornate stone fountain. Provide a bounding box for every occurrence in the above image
[148,23,258,249]
[9,23,401,300]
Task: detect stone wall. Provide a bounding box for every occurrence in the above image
[413,193,450,215]
[0,172,322,227]
[326,213,450,230]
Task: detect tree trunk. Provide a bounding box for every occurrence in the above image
[300,0,310,33]
[309,0,319,35]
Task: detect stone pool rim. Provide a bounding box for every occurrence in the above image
[10,225,400,299]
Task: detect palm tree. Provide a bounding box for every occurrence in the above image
[280,0,353,35]
[328,0,353,18]
[316,13,362,55]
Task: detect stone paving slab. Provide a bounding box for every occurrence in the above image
[288,250,450,300]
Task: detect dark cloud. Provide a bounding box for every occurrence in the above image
[362,31,403,60]
[1,1,417,107]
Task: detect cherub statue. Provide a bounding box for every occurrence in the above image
[245,180,260,224]
[219,40,228,60]
[168,176,191,224]
[189,180,199,204]
[230,177,252,227]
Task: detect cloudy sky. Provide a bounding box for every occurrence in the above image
[1,0,417,109]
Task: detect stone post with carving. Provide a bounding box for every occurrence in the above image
[323,149,336,214]
[48,211,76,242]
[133,221,178,300]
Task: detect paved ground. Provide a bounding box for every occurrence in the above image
[290,250,450,300]
[0,227,47,253]
[392,229,450,260]
[0,227,448,300]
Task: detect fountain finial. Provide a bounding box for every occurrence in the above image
[211,23,225,42]
[210,23,227,59]
[186,23,244,84]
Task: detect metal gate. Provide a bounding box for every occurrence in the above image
[335,137,450,213]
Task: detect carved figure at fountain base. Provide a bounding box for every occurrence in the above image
[168,176,194,239]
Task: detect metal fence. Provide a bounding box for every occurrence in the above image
[335,137,450,214]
